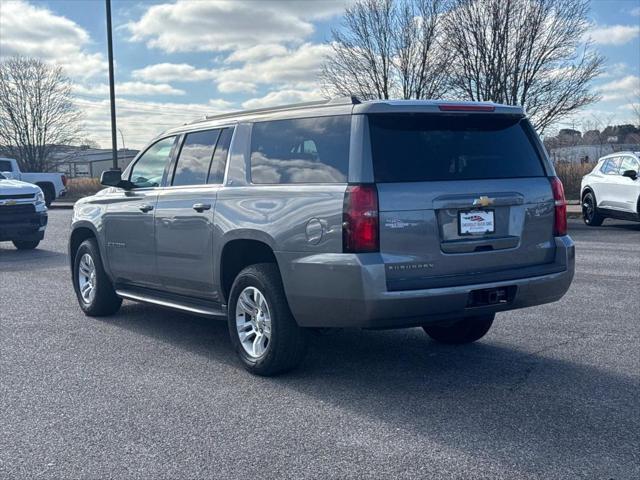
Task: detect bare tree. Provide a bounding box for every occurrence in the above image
[0,57,82,172]
[443,0,604,132]
[630,89,640,128]
[321,0,450,100]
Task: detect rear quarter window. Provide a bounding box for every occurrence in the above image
[250,116,350,184]
[368,114,545,182]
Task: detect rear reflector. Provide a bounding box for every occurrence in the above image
[61,175,68,187]
[549,176,567,236]
[343,184,379,253]
[438,104,495,112]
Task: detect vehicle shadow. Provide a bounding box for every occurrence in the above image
[606,221,640,231]
[0,247,68,271]
[108,302,638,478]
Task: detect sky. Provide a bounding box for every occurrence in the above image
[0,0,639,149]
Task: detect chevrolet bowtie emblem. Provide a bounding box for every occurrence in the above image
[473,196,494,207]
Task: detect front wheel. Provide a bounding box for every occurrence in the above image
[582,192,604,226]
[228,263,308,376]
[423,314,494,344]
[12,240,40,250]
[73,238,122,316]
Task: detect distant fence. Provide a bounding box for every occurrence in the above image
[549,144,640,164]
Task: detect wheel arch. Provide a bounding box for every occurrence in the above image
[69,222,105,274]
[581,185,594,200]
[218,233,280,304]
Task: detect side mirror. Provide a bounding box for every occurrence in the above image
[622,169,638,180]
[100,169,133,189]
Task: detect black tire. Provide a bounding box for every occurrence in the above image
[72,238,122,316]
[423,314,494,344]
[582,191,604,226]
[12,240,40,250]
[40,184,55,207]
[227,263,308,376]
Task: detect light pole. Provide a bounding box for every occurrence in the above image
[105,0,119,171]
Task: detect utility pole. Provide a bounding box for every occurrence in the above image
[105,0,119,171]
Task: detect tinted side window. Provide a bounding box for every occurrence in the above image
[601,158,620,175]
[0,160,12,171]
[208,127,234,184]
[130,136,176,188]
[173,129,220,186]
[250,116,350,184]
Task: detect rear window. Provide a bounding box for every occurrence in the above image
[250,116,350,184]
[368,114,545,182]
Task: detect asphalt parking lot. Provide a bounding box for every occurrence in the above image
[1,209,638,479]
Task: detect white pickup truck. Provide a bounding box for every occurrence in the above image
[0,172,48,249]
[0,157,67,206]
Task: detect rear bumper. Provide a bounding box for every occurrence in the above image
[0,211,48,242]
[278,235,575,328]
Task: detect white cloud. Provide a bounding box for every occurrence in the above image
[131,63,217,82]
[599,62,629,79]
[589,24,640,46]
[127,0,343,53]
[599,75,640,102]
[0,0,107,79]
[217,81,258,94]
[225,44,289,63]
[216,43,331,93]
[75,97,235,148]
[74,82,186,97]
[130,42,330,94]
[242,89,325,110]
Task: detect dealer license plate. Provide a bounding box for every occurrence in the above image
[459,210,495,235]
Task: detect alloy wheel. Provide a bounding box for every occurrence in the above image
[78,253,97,304]
[583,195,594,223]
[235,286,272,358]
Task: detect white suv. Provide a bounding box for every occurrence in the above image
[581,152,640,225]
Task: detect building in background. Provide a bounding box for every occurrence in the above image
[51,148,139,178]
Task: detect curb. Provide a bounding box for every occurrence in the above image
[49,202,76,209]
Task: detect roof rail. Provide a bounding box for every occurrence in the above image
[190,96,361,124]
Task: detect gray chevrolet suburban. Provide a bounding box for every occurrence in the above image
[69,97,575,375]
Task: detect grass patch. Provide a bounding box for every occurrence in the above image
[64,177,103,200]
[554,162,594,200]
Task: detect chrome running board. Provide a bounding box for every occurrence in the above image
[116,289,226,318]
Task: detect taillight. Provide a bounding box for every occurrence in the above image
[61,175,68,186]
[343,184,379,253]
[549,176,567,236]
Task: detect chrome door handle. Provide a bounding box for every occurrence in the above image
[139,204,154,213]
[192,203,212,212]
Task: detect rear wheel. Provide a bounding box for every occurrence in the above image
[12,239,40,250]
[73,238,122,316]
[228,263,308,376]
[423,314,494,344]
[40,184,55,207]
[582,191,604,226]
